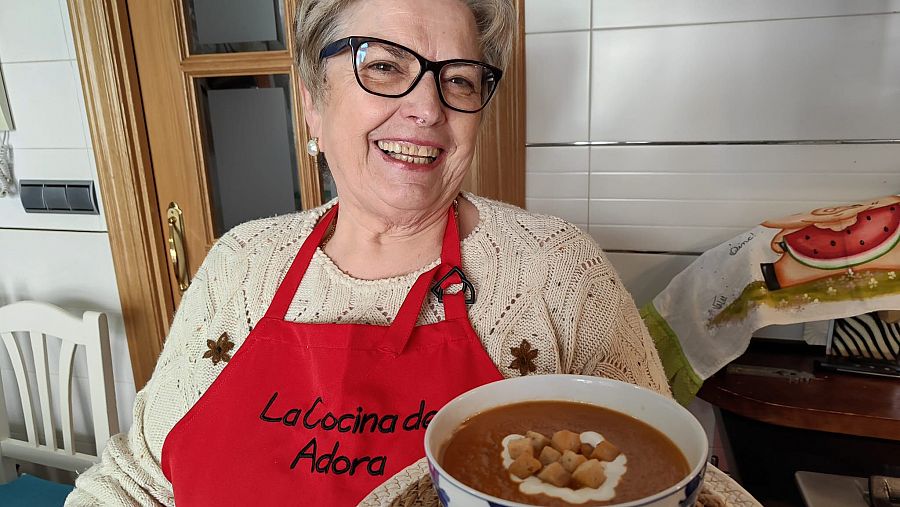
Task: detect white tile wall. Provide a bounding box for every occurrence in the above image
[590,13,900,141]
[590,172,900,202]
[525,4,900,304]
[588,144,900,174]
[527,173,587,199]
[588,144,900,253]
[525,0,591,33]
[526,146,590,173]
[525,147,589,225]
[0,0,70,63]
[525,31,590,143]
[605,252,698,307]
[592,0,900,29]
[2,60,89,149]
[58,0,77,60]
[0,0,134,442]
[526,198,588,226]
[590,199,835,229]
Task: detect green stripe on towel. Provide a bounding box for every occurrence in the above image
[640,302,704,406]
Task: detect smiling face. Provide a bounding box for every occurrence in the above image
[302,0,483,221]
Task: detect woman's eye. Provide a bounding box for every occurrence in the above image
[368,62,398,73]
[446,77,476,93]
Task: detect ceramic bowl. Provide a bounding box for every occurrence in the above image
[424,375,707,507]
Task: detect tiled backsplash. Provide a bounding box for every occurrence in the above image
[524,1,900,471]
[525,31,590,144]
[524,0,900,306]
[0,0,107,232]
[525,147,589,226]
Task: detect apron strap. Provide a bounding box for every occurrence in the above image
[440,200,463,267]
[265,201,472,353]
[265,205,338,320]
[381,206,470,355]
[433,203,469,323]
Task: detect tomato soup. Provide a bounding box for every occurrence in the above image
[440,400,689,506]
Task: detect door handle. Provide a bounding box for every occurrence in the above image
[167,202,190,292]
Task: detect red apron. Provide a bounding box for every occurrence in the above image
[161,203,503,506]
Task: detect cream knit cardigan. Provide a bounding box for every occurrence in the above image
[65,193,670,506]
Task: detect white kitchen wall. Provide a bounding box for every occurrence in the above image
[525,0,900,475]
[525,0,900,307]
[0,0,137,449]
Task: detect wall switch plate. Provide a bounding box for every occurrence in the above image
[43,185,68,210]
[19,180,99,214]
[19,184,45,210]
[66,185,95,211]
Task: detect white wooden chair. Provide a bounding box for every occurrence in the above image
[0,301,119,485]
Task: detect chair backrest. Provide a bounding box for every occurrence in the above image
[0,301,119,472]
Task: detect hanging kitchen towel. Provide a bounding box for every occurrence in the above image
[642,195,900,404]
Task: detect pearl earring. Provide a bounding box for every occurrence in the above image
[306,137,320,157]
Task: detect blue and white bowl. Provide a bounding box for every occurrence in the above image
[424,375,708,507]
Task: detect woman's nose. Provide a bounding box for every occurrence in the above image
[400,72,445,127]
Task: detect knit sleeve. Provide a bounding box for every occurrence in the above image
[511,218,671,397]
[65,237,240,506]
[563,248,672,397]
[585,280,671,397]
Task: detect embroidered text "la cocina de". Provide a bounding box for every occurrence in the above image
[259,392,437,476]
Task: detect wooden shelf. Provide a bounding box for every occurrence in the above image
[698,341,900,441]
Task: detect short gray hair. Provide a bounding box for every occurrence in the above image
[294,0,516,103]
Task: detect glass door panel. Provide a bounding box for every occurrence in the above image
[185,0,286,54]
[195,74,301,236]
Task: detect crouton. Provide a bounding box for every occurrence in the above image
[526,431,550,453]
[560,450,588,473]
[590,440,620,462]
[579,443,594,458]
[509,454,542,479]
[539,445,562,466]
[537,461,571,488]
[508,437,533,460]
[571,459,606,489]
[550,430,581,453]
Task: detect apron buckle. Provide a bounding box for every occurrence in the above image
[430,266,476,305]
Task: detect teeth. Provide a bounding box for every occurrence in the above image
[389,152,433,164]
[377,140,441,159]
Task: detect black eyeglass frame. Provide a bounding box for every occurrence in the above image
[319,36,503,113]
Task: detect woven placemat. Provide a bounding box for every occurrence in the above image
[389,473,442,507]
[389,473,727,507]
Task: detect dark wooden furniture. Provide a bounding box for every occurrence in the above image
[699,341,900,441]
[699,341,900,506]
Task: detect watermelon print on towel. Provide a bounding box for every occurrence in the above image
[761,195,900,289]
[642,195,900,404]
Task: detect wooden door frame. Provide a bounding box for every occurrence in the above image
[466,0,526,207]
[68,0,525,390]
[68,0,173,390]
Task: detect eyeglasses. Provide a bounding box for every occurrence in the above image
[319,36,503,113]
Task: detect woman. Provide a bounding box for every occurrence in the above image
[66,0,669,505]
